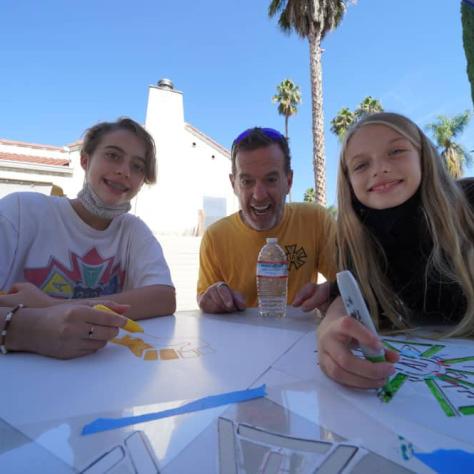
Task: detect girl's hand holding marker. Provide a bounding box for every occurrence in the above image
[336,271,398,396]
[336,271,386,363]
[318,112,474,390]
[93,304,144,333]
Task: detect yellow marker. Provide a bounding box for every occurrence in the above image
[93,304,144,333]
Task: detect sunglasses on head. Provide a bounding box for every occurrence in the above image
[232,127,285,147]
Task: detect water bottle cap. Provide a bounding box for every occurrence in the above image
[266,237,278,244]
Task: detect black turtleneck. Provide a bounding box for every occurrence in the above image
[350,179,474,327]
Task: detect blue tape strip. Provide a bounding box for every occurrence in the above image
[414,449,474,473]
[82,384,267,435]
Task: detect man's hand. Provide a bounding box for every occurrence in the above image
[198,282,246,314]
[292,281,332,312]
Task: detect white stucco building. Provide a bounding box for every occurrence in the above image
[0,79,238,235]
[0,139,74,198]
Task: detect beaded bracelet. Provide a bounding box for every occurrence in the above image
[0,304,25,354]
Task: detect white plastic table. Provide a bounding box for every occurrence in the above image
[0,307,461,473]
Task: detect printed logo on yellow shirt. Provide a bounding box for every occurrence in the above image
[285,244,307,271]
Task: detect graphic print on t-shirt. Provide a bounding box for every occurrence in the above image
[285,244,307,271]
[24,248,126,299]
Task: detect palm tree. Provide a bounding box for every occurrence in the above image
[269,0,353,206]
[304,188,337,217]
[354,96,383,119]
[462,0,474,107]
[330,96,383,142]
[272,79,302,139]
[303,187,316,202]
[330,107,355,142]
[326,204,337,218]
[426,111,473,178]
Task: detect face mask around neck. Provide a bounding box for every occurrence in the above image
[77,182,131,220]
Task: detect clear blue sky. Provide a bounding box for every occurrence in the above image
[1,1,473,205]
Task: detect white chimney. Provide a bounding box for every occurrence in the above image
[137,79,190,234]
[145,79,184,138]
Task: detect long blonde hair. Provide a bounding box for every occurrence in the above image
[337,112,474,337]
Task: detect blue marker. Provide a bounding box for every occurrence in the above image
[336,270,386,363]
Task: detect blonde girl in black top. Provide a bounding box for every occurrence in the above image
[318,112,474,389]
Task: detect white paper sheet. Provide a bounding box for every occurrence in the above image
[272,331,474,448]
[0,313,307,426]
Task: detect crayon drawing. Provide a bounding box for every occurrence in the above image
[112,334,214,361]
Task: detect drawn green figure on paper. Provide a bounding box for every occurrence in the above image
[378,339,474,417]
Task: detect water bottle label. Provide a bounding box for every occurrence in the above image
[257,261,288,278]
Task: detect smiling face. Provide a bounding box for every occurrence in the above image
[345,124,422,209]
[81,129,146,206]
[230,144,292,231]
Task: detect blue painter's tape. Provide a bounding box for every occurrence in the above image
[414,449,474,473]
[82,384,267,435]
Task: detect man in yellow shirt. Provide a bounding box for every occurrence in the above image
[197,127,336,313]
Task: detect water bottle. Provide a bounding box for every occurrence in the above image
[256,237,288,318]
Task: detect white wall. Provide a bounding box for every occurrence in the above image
[0,181,52,198]
[137,83,237,235]
[66,148,84,197]
[0,82,238,235]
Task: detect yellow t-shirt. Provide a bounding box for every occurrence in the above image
[197,202,336,307]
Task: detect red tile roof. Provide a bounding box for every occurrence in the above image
[0,138,65,151]
[0,152,69,166]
